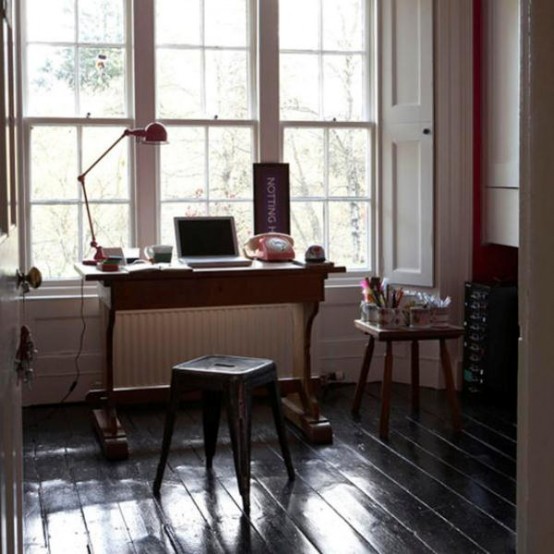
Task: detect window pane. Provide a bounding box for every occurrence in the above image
[323,54,364,121]
[25,0,74,42]
[29,124,132,278]
[291,201,324,256]
[286,126,371,268]
[161,127,206,200]
[78,0,125,43]
[31,204,79,280]
[280,54,320,120]
[205,50,249,119]
[25,0,127,118]
[322,0,364,51]
[279,0,319,50]
[284,128,324,197]
[205,0,248,47]
[156,0,201,44]
[209,201,253,244]
[156,0,250,120]
[160,202,208,246]
[79,47,126,117]
[26,45,76,116]
[159,201,252,248]
[328,129,369,197]
[329,200,370,268]
[157,49,203,118]
[30,127,78,201]
[81,127,129,200]
[87,203,131,251]
[208,127,253,200]
[280,0,368,123]
[160,125,253,246]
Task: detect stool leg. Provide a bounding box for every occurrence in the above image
[352,335,375,415]
[379,341,394,440]
[411,340,420,412]
[153,372,181,495]
[439,338,462,432]
[203,390,222,469]
[225,380,252,512]
[267,380,295,481]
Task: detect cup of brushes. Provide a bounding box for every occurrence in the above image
[359,277,451,328]
[359,277,404,328]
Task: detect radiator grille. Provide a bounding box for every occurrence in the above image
[112,305,294,388]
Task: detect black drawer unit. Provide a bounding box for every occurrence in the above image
[463,282,518,409]
[463,282,490,393]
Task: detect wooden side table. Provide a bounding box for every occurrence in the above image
[351,320,464,439]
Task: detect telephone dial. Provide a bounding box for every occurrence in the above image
[243,232,295,262]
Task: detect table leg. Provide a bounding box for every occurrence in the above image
[282,302,332,444]
[380,341,394,439]
[411,340,420,412]
[90,305,129,460]
[439,338,462,432]
[351,335,375,415]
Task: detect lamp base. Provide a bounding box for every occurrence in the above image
[82,244,106,266]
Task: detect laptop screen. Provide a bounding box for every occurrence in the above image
[174,216,239,258]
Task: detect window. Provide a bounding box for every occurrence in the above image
[22,0,131,278]
[20,0,378,280]
[280,0,372,268]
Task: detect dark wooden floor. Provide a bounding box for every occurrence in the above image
[23,383,517,553]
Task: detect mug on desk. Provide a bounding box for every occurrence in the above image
[145,244,173,263]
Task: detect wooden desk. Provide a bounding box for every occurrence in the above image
[351,319,464,439]
[76,261,344,459]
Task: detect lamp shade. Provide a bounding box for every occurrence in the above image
[142,122,168,144]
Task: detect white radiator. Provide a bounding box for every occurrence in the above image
[112,305,294,388]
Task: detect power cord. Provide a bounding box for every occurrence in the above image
[58,276,86,403]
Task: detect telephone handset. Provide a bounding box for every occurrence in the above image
[243,232,295,262]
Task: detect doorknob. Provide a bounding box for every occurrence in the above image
[16,266,43,293]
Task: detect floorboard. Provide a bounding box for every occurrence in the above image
[23,383,516,553]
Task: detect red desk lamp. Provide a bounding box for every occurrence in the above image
[77,121,168,265]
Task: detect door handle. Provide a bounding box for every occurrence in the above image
[16,266,42,293]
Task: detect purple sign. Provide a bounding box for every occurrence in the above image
[253,163,290,234]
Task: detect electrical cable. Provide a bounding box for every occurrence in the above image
[57,277,86,404]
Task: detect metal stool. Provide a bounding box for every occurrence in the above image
[153,355,295,511]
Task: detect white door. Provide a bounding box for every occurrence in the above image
[0,1,23,552]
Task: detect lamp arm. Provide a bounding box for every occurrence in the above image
[76,129,131,256]
[77,129,129,182]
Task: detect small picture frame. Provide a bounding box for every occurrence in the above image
[253,163,290,234]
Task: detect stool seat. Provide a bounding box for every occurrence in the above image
[153,355,295,512]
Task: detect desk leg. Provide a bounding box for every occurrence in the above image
[351,335,375,415]
[90,305,129,460]
[439,338,462,433]
[379,342,394,440]
[282,302,332,444]
[411,340,420,412]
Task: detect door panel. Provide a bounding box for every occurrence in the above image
[0,1,23,552]
[381,0,434,286]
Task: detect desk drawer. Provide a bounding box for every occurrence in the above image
[108,272,325,310]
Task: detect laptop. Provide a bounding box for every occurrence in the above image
[174,216,252,268]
